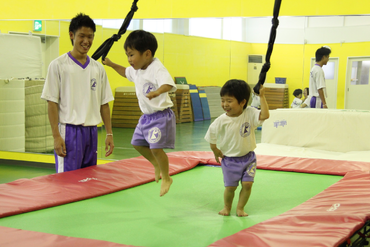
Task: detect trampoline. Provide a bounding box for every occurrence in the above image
[0,152,370,247]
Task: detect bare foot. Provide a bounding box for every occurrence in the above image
[236,210,248,217]
[160,177,173,196]
[154,168,161,183]
[218,208,231,216]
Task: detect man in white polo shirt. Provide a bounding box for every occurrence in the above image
[309,46,331,108]
[41,13,114,173]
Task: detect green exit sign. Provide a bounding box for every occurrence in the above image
[33,20,42,31]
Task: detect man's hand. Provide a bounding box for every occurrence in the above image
[105,135,114,157]
[54,136,66,157]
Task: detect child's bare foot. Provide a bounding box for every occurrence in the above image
[236,210,248,217]
[218,208,231,216]
[160,177,173,196]
[154,168,161,183]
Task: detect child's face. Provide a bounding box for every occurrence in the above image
[297,94,302,99]
[221,95,246,117]
[125,47,152,70]
[303,89,308,98]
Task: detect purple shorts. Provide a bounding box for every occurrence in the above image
[221,152,257,187]
[310,96,323,108]
[131,108,176,149]
[55,124,98,173]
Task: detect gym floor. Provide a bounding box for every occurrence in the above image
[0,119,261,184]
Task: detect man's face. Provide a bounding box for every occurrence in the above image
[69,26,94,55]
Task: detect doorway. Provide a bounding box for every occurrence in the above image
[345,57,370,110]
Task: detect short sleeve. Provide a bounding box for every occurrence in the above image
[248,107,263,128]
[41,61,60,103]
[100,64,114,105]
[204,119,219,144]
[125,66,135,83]
[156,67,177,92]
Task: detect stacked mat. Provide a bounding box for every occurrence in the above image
[0,79,25,152]
[25,79,53,153]
[198,86,223,118]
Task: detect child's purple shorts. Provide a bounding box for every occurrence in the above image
[221,152,257,187]
[131,108,176,149]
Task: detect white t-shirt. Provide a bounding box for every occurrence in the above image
[291,97,302,108]
[41,52,114,126]
[204,107,263,157]
[309,65,327,98]
[125,58,176,114]
[302,96,311,108]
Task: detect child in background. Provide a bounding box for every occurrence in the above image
[103,30,177,196]
[291,89,303,108]
[205,79,269,217]
[300,87,310,108]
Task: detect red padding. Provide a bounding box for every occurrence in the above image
[1,151,370,247]
[209,170,370,247]
[0,226,133,247]
[0,151,217,218]
[256,154,370,176]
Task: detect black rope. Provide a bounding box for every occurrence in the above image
[92,0,139,61]
[253,0,282,94]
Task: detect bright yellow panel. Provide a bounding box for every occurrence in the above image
[2,0,370,19]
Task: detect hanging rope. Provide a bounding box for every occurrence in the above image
[92,0,139,61]
[253,0,282,94]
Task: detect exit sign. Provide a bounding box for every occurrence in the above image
[34,20,42,31]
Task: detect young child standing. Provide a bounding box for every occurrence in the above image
[204,79,269,217]
[291,89,303,108]
[103,30,176,197]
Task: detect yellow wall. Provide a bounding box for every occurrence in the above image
[303,43,370,109]
[3,20,370,109]
[2,0,370,19]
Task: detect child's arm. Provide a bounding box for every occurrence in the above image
[210,143,224,164]
[146,84,173,100]
[258,85,270,120]
[103,58,127,78]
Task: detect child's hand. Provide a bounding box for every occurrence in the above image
[146,91,160,100]
[212,148,224,164]
[102,57,113,67]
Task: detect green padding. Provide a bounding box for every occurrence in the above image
[0,166,341,247]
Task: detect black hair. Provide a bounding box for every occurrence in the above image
[69,13,96,46]
[293,89,303,97]
[124,30,158,56]
[315,46,331,62]
[220,79,251,109]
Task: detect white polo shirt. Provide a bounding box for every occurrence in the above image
[309,65,327,98]
[125,58,176,114]
[41,52,114,126]
[204,107,263,157]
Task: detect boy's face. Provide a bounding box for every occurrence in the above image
[125,47,152,70]
[297,93,302,99]
[323,55,330,65]
[221,94,246,117]
[69,26,94,55]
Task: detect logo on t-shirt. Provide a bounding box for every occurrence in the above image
[91,78,97,91]
[148,127,161,143]
[142,82,156,96]
[239,122,250,137]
